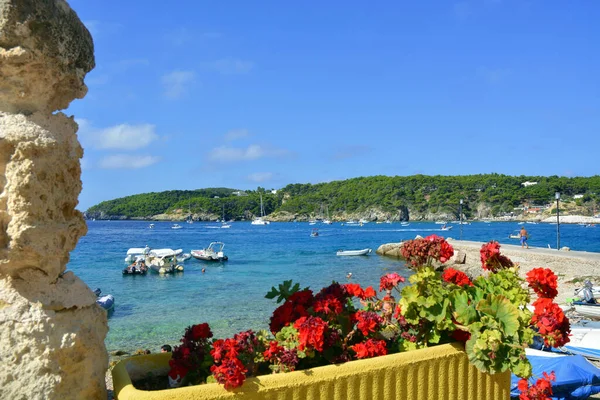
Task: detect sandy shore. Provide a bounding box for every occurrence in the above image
[445,239,600,305]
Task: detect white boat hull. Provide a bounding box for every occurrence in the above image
[561,327,600,360]
[336,248,372,256]
[573,303,600,320]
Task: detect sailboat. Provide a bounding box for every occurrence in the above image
[251,193,270,225]
[221,204,231,228]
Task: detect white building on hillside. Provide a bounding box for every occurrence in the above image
[521,181,538,187]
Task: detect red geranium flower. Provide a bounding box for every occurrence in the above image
[442,268,473,287]
[210,356,247,390]
[353,311,383,336]
[191,323,213,340]
[294,316,328,352]
[379,273,405,291]
[526,268,558,299]
[480,241,514,272]
[351,338,388,359]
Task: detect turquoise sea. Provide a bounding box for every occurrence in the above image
[68,220,600,353]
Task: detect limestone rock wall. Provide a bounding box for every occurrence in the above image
[0,1,108,399]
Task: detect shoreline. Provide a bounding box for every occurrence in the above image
[378,238,600,305]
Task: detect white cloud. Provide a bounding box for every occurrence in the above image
[209,144,288,163]
[224,129,249,142]
[247,172,274,183]
[162,70,196,99]
[98,154,161,169]
[76,120,159,150]
[203,58,254,75]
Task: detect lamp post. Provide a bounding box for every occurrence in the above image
[555,192,560,250]
[459,199,463,240]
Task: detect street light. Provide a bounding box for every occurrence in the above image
[459,199,463,240]
[555,192,560,250]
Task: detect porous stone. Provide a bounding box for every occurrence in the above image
[0,0,94,113]
[0,1,107,399]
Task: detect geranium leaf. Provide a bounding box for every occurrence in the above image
[477,295,520,337]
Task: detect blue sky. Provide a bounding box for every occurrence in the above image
[66,0,600,210]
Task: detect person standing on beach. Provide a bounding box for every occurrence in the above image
[520,226,529,249]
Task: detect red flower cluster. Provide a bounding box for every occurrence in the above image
[263,340,299,372]
[518,371,555,400]
[526,268,558,299]
[480,241,514,272]
[344,283,376,300]
[210,330,260,389]
[269,289,314,333]
[313,294,343,317]
[530,298,570,347]
[379,272,405,291]
[400,234,454,268]
[353,311,383,336]
[351,338,388,359]
[168,323,214,386]
[294,316,329,352]
[442,268,473,287]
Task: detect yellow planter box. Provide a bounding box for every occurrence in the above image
[112,343,510,400]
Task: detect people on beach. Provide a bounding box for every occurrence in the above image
[161,344,172,353]
[520,226,529,249]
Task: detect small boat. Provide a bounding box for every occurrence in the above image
[122,260,148,275]
[191,242,228,261]
[336,248,372,256]
[221,223,231,229]
[572,302,600,320]
[310,228,319,237]
[176,253,192,263]
[251,194,270,225]
[148,223,155,229]
[510,348,600,398]
[560,327,600,360]
[94,288,115,313]
[145,249,184,274]
[124,246,151,263]
[508,230,521,239]
[171,224,183,230]
[440,225,453,231]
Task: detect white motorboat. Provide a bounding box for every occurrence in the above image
[560,327,600,360]
[148,223,155,229]
[572,302,600,320]
[125,247,145,263]
[145,249,184,274]
[336,248,372,256]
[251,193,270,225]
[171,224,182,230]
[177,253,192,262]
[440,225,453,231]
[191,242,228,261]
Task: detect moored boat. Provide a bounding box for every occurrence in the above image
[336,248,372,256]
[191,242,228,261]
[94,288,115,313]
[145,249,184,274]
[572,302,600,320]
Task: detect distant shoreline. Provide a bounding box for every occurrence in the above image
[87,215,600,224]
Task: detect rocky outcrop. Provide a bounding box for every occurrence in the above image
[0,2,107,399]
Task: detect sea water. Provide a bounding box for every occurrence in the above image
[68,221,600,353]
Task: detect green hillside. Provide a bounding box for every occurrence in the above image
[85,174,600,220]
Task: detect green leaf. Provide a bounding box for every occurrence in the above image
[477,295,520,337]
[265,280,302,303]
[451,291,477,326]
